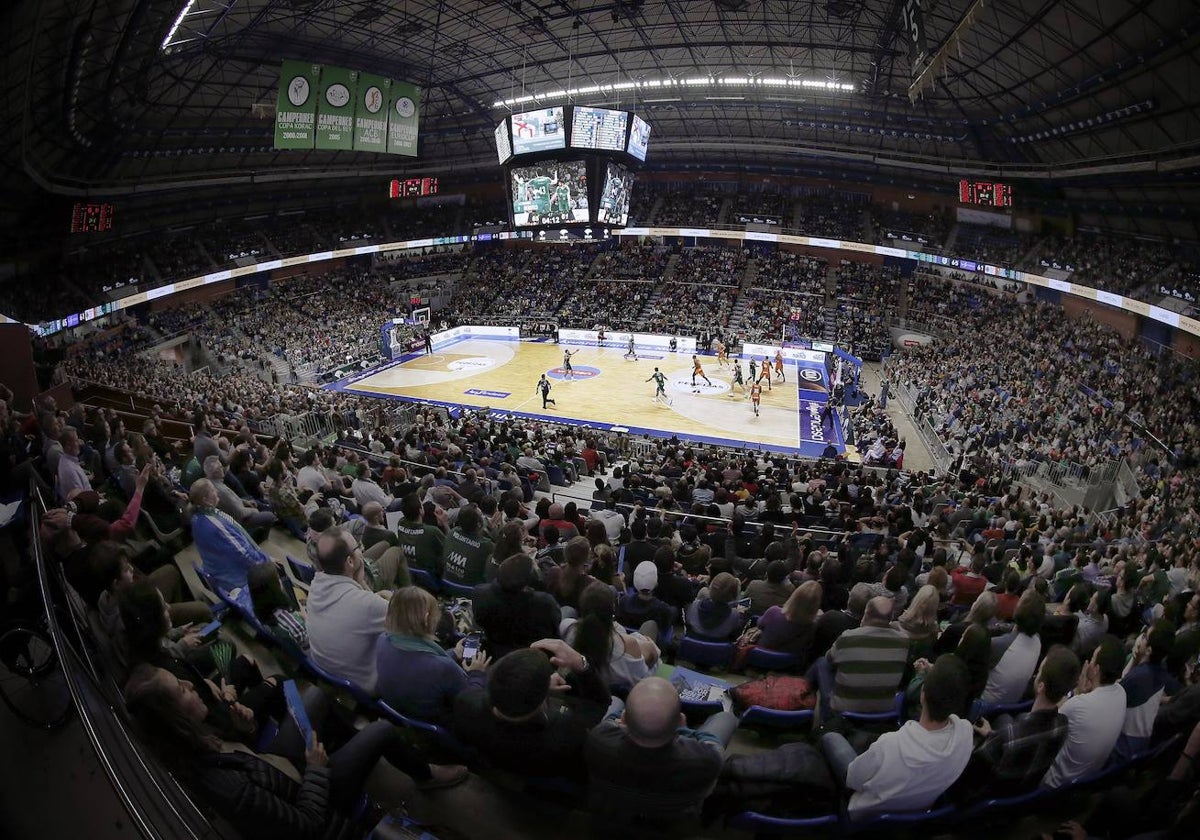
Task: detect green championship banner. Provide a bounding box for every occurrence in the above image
[274,61,321,149]
[386,81,421,157]
[316,66,357,150]
[353,73,391,153]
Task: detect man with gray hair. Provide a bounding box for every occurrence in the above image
[189,478,273,597]
[810,595,911,721]
[202,455,276,539]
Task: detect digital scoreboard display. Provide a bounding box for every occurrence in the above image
[510,106,566,155]
[510,160,589,227]
[627,114,651,161]
[70,202,115,233]
[494,120,513,164]
[958,179,1013,208]
[389,178,439,198]
[598,162,634,226]
[570,106,628,151]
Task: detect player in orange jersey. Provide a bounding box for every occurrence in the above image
[757,356,772,391]
[691,355,712,392]
[750,381,762,416]
[715,339,728,367]
[774,349,785,382]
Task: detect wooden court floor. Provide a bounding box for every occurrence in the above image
[337,338,816,453]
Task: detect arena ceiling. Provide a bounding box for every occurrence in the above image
[2,0,1198,207]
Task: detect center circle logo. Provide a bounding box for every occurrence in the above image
[667,369,730,396]
[546,365,600,381]
[800,368,823,382]
[448,357,495,371]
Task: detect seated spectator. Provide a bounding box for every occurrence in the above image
[539,502,579,543]
[395,492,446,577]
[616,561,676,644]
[360,501,398,551]
[994,569,1022,621]
[981,590,1046,705]
[675,524,712,575]
[247,563,308,653]
[1042,636,1129,788]
[454,638,609,781]
[685,572,747,641]
[203,456,276,540]
[653,543,699,609]
[545,535,595,613]
[375,586,488,725]
[563,581,659,692]
[306,526,390,693]
[952,645,1079,802]
[812,596,910,718]
[950,555,988,606]
[189,478,273,597]
[934,590,998,655]
[584,676,739,830]
[755,580,822,660]
[811,582,870,661]
[351,462,404,512]
[1114,620,1178,761]
[1074,587,1110,660]
[819,654,973,818]
[744,559,795,615]
[893,584,941,663]
[472,554,563,660]
[125,665,466,839]
[441,506,494,588]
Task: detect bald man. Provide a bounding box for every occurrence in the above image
[584,676,737,829]
[809,595,910,721]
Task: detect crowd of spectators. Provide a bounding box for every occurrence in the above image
[955,223,1037,268]
[655,189,726,226]
[799,192,870,239]
[1038,233,1178,297]
[555,280,654,331]
[588,243,670,282]
[870,207,952,249]
[729,190,789,223]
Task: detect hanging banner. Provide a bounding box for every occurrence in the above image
[386,82,421,157]
[903,0,928,75]
[353,74,391,153]
[316,66,357,150]
[274,60,321,149]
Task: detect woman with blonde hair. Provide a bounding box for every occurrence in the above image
[375,586,488,724]
[934,588,998,655]
[755,579,823,662]
[894,583,940,662]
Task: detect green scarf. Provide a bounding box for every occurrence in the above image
[386,633,453,660]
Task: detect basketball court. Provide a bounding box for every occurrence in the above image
[327,337,848,458]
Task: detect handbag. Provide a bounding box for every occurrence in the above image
[729,674,816,713]
[731,626,763,670]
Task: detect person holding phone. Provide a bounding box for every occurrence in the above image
[125,665,467,839]
[375,587,488,724]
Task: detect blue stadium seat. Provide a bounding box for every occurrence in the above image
[375,700,476,762]
[678,635,734,669]
[839,691,905,725]
[286,554,316,585]
[968,697,1033,722]
[439,579,478,600]
[409,567,441,594]
[546,465,569,487]
[744,647,801,671]
[727,810,838,835]
[738,705,814,729]
[844,803,957,834]
[299,654,377,708]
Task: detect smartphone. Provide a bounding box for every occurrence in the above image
[196,619,223,642]
[462,632,483,666]
[735,597,752,610]
[282,679,313,747]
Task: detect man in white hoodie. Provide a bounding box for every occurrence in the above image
[820,654,974,818]
[306,526,390,693]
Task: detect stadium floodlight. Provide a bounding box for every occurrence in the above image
[161,0,199,50]
[491,74,853,107]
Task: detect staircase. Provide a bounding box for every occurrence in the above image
[645,194,666,225]
[791,199,805,230]
[634,253,678,321]
[716,196,734,225]
[942,223,960,254]
[820,305,839,343]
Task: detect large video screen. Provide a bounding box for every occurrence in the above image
[571,106,628,151]
[598,163,634,226]
[494,120,513,164]
[510,160,589,227]
[510,106,565,155]
[627,114,651,161]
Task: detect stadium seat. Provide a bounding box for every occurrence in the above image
[843,803,957,834]
[738,705,814,730]
[286,554,316,585]
[439,579,477,600]
[678,635,735,669]
[968,697,1033,722]
[727,810,838,835]
[375,700,475,762]
[546,465,569,487]
[744,647,802,671]
[299,654,377,708]
[409,567,441,594]
[839,692,904,725]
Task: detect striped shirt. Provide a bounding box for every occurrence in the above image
[828,625,911,713]
[270,608,309,652]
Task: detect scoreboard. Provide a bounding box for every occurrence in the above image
[389,177,439,198]
[70,202,115,233]
[570,106,628,151]
[958,179,1013,208]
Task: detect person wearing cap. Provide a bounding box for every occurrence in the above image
[617,561,677,646]
[472,555,563,661]
[452,638,610,781]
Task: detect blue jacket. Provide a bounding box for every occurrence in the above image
[192,507,271,596]
[374,634,485,724]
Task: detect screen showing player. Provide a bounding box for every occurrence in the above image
[494,120,513,164]
[571,106,628,151]
[627,114,651,161]
[598,162,634,226]
[510,160,590,227]
[510,106,566,155]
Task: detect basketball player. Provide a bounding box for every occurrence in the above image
[750,381,762,416]
[757,356,773,391]
[646,367,671,405]
[731,359,746,397]
[625,335,638,361]
[774,349,785,382]
[562,348,577,380]
[749,357,758,383]
[691,355,712,393]
[536,374,556,409]
[715,339,728,367]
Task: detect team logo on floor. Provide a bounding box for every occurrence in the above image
[799,368,822,382]
[546,365,601,381]
[668,369,730,396]
[448,357,496,371]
